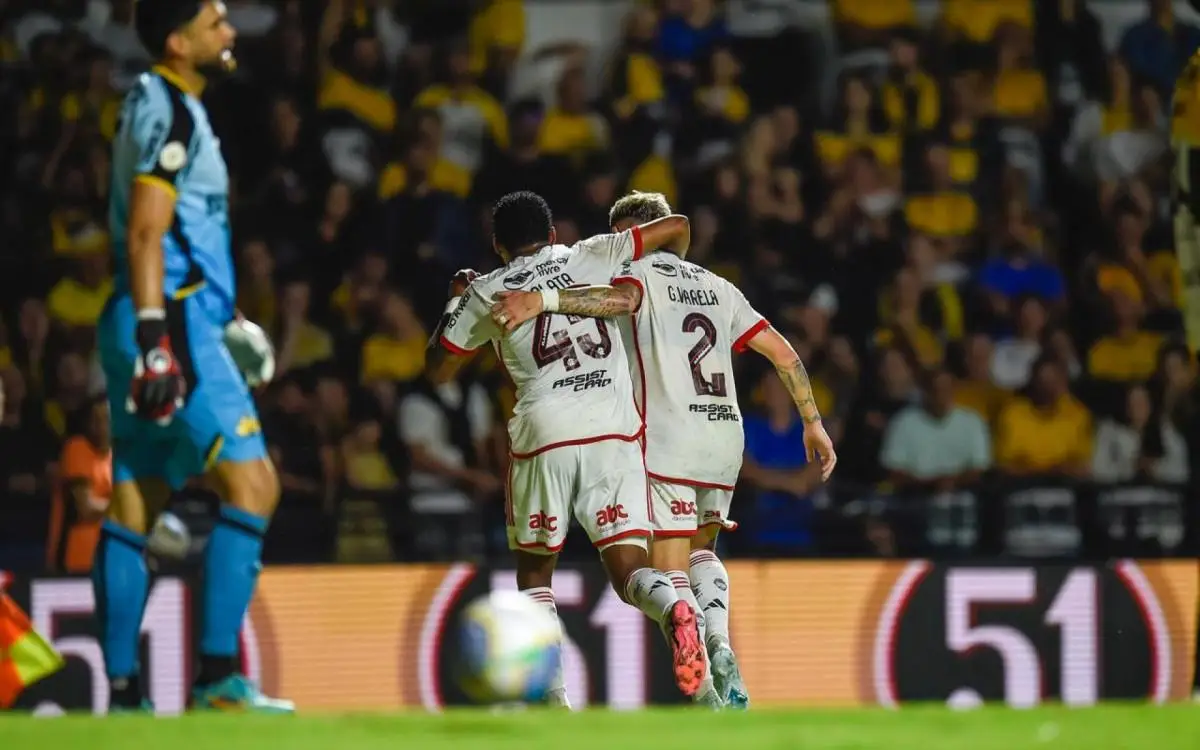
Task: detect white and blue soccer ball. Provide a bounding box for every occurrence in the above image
[223,318,276,387]
[456,591,562,704]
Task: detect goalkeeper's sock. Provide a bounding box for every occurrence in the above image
[198,504,267,685]
[524,586,570,708]
[91,520,149,705]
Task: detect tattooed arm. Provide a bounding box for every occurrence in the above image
[747,326,822,423]
[489,283,643,331]
[746,324,837,478]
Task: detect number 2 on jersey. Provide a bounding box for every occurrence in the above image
[683,312,727,397]
[533,313,612,371]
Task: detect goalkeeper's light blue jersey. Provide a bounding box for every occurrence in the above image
[108,65,235,320]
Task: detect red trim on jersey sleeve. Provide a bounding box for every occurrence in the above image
[647,471,737,491]
[508,427,644,460]
[732,318,769,352]
[439,335,476,355]
[611,276,644,314]
[630,225,644,260]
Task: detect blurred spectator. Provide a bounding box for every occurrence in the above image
[1087,290,1163,384]
[1092,383,1189,483]
[46,396,109,573]
[1035,0,1108,114]
[1064,58,1168,185]
[941,0,1033,51]
[994,357,1092,478]
[473,100,575,208]
[833,0,916,50]
[46,251,112,335]
[1118,0,1200,98]
[361,289,427,385]
[990,23,1049,130]
[0,365,58,560]
[883,31,939,134]
[274,278,335,374]
[990,295,1047,390]
[45,350,92,438]
[413,41,508,177]
[880,369,992,492]
[841,347,919,481]
[874,266,945,370]
[398,374,500,561]
[904,143,979,248]
[954,332,1010,426]
[264,376,334,511]
[741,370,824,553]
[656,0,727,97]
[467,0,526,95]
[336,412,402,563]
[538,63,611,164]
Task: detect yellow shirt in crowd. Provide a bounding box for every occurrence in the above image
[1088,331,1164,382]
[995,395,1092,473]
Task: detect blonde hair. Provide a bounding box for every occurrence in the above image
[608,191,671,227]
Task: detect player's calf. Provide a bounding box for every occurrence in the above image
[689,532,748,709]
[599,538,706,697]
[654,536,721,706]
[514,550,570,709]
[192,458,292,713]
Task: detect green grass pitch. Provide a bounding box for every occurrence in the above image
[1,705,1198,749]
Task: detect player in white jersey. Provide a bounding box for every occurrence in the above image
[423,191,709,706]
[489,192,837,708]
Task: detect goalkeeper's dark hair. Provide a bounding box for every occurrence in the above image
[491,191,553,253]
[136,0,206,58]
[609,191,671,227]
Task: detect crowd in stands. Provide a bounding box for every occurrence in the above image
[0,0,1197,571]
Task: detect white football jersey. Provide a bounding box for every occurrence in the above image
[441,228,647,458]
[613,252,767,487]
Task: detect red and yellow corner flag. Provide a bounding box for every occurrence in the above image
[0,592,64,709]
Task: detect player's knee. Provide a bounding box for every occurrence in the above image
[221,459,280,517]
[691,527,718,552]
[514,549,558,589]
[650,536,692,573]
[598,537,649,601]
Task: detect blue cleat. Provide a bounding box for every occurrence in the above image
[709,641,749,711]
[191,674,295,714]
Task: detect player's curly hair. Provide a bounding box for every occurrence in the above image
[491,191,553,253]
[608,191,672,228]
[135,0,206,58]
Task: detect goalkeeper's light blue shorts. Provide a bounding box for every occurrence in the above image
[97,289,267,490]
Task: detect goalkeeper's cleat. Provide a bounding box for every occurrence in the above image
[710,640,749,710]
[665,600,707,697]
[192,674,295,714]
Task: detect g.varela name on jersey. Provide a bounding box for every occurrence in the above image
[613,252,767,487]
[441,228,647,457]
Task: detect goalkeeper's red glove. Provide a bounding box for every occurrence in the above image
[127,312,187,424]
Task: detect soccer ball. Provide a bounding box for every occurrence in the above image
[223,318,276,387]
[455,590,562,704]
[147,511,191,560]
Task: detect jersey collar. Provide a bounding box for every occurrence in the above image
[152,64,205,97]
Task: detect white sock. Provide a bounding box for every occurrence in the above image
[689,549,730,649]
[623,568,680,624]
[523,586,570,708]
[668,569,716,703]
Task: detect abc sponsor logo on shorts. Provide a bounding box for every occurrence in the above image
[527,511,559,534]
[594,503,630,529]
[669,500,696,520]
